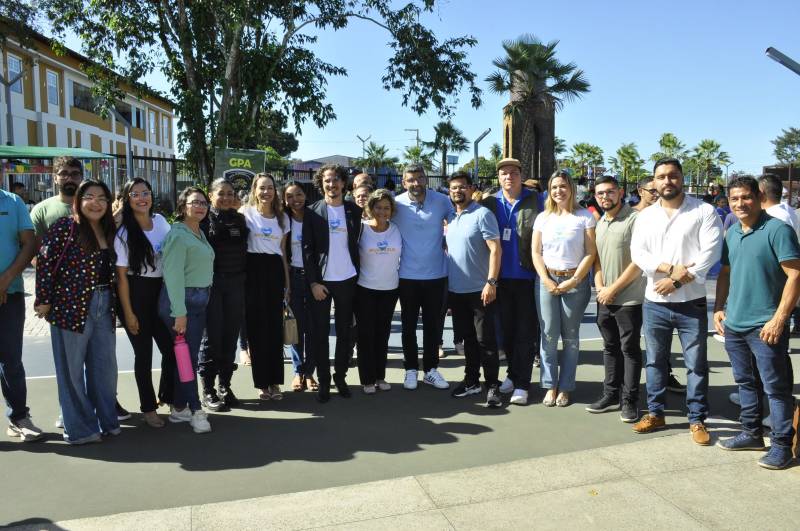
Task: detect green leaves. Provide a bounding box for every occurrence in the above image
[772,127,800,164]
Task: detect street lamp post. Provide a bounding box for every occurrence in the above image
[356,134,371,170]
[473,128,491,180]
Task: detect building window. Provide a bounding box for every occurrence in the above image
[149,110,157,141]
[72,81,98,114]
[115,101,132,125]
[134,107,145,129]
[161,115,169,146]
[8,55,22,94]
[46,70,59,105]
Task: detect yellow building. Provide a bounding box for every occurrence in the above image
[1,26,175,160]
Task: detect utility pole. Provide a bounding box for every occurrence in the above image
[404,128,420,149]
[356,134,371,159]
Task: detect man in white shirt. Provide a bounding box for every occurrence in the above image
[760,174,800,238]
[630,158,723,445]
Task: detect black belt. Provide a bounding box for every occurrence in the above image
[291,266,306,275]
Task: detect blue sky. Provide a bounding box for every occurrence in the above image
[61,0,800,174]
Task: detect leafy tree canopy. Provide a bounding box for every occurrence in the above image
[772,127,800,164]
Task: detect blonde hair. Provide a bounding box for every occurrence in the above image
[544,170,581,214]
[249,173,285,230]
[365,188,396,219]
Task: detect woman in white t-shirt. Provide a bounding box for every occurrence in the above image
[241,173,290,400]
[114,178,174,428]
[532,170,597,408]
[283,182,318,393]
[356,189,402,394]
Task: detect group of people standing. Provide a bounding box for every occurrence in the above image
[0,155,797,469]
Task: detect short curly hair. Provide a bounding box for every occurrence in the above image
[365,188,396,219]
[313,164,348,193]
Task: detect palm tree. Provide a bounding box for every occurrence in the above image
[402,145,434,172]
[355,142,399,175]
[486,34,590,181]
[489,143,502,162]
[569,142,603,178]
[614,143,645,184]
[423,121,469,176]
[650,132,688,162]
[692,139,730,183]
[554,136,567,160]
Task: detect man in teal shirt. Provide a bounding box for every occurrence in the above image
[713,176,800,469]
[0,188,42,441]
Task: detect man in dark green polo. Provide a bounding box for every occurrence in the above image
[713,176,800,470]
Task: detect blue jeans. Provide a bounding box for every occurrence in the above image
[724,325,795,447]
[51,289,119,443]
[288,267,314,376]
[158,287,210,411]
[642,298,709,423]
[536,274,591,392]
[0,293,29,421]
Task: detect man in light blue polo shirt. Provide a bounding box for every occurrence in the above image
[393,164,453,391]
[445,172,502,407]
[713,176,800,470]
[0,188,43,441]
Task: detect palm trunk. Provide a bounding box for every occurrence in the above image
[532,102,555,180]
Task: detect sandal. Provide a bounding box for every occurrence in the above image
[259,388,271,400]
[269,385,284,401]
[556,392,570,407]
[292,375,304,392]
[306,377,319,391]
[542,390,557,407]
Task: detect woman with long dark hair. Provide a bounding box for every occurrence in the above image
[34,180,119,444]
[199,178,249,410]
[158,187,215,434]
[242,173,290,400]
[283,181,317,392]
[114,178,174,428]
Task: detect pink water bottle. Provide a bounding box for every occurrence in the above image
[174,334,195,383]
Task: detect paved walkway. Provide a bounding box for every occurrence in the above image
[11,429,800,530]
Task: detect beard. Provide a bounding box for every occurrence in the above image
[61,182,78,197]
[659,187,681,200]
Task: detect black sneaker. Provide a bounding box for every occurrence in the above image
[218,385,239,407]
[115,401,131,421]
[333,375,351,398]
[585,394,620,413]
[486,385,502,408]
[667,374,686,393]
[620,401,638,423]
[451,381,481,398]
[202,390,227,412]
[533,356,541,368]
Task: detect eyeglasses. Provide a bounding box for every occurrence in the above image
[57,170,82,178]
[82,195,109,204]
[641,188,658,195]
[129,191,152,199]
[187,200,209,208]
[595,190,617,196]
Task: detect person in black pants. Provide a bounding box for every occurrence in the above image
[114,178,175,428]
[242,173,291,400]
[355,189,402,393]
[199,178,249,410]
[480,158,541,405]
[303,164,362,402]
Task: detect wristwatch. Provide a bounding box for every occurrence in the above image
[487,278,498,287]
[672,279,682,289]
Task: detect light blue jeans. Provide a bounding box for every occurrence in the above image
[51,289,119,444]
[536,274,591,392]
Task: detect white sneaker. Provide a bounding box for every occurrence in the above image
[54,415,63,429]
[7,417,44,442]
[376,380,391,391]
[509,389,529,405]
[713,333,725,343]
[454,342,465,356]
[499,377,514,394]
[498,349,507,361]
[190,410,211,434]
[423,368,449,389]
[403,369,418,390]
[363,384,376,395]
[169,407,192,423]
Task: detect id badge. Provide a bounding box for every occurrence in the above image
[502,227,512,241]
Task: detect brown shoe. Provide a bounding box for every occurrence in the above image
[690,423,711,445]
[632,414,666,433]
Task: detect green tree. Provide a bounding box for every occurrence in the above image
[45,1,482,180]
[692,139,730,183]
[554,136,567,159]
[567,142,603,178]
[459,156,495,177]
[402,145,434,172]
[772,127,800,164]
[486,34,590,181]
[354,142,399,175]
[612,143,645,183]
[650,132,688,162]
[423,121,469,176]
[489,143,502,162]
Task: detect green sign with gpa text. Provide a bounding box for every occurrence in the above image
[214,149,266,193]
